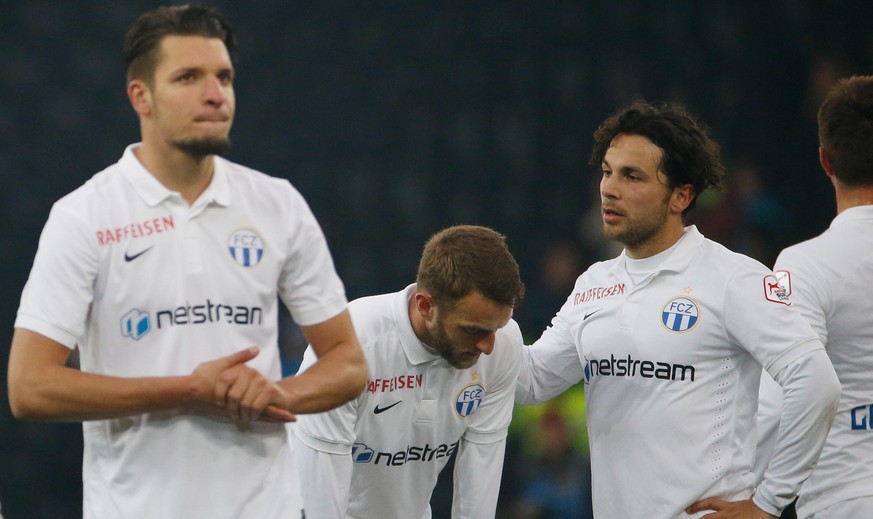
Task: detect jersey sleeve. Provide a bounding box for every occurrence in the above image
[15,203,97,348]
[721,259,840,513]
[754,246,828,485]
[773,247,830,346]
[722,259,822,374]
[516,292,586,405]
[277,186,348,326]
[753,369,783,484]
[753,349,840,514]
[750,247,839,511]
[464,320,524,443]
[451,438,507,519]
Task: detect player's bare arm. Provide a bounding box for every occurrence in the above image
[278,309,366,414]
[8,328,292,422]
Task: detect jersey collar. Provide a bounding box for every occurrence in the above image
[395,284,443,365]
[611,225,705,277]
[120,143,231,208]
[830,204,873,228]
[200,156,231,207]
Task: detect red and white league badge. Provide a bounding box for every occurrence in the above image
[763,271,791,305]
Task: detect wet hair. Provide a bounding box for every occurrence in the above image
[416,225,525,309]
[123,4,237,85]
[589,100,726,215]
[817,75,873,186]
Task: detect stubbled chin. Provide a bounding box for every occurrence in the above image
[453,357,479,369]
[602,222,620,234]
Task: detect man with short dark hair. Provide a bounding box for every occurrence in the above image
[7,5,366,518]
[757,75,873,518]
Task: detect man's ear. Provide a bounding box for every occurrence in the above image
[819,146,836,183]
[128,79,152,116]
[671,184,695,215]
[413,291,434,320]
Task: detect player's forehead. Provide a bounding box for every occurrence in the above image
[603,133,664,175]
[154,35,232,74]
[444,291,512,330]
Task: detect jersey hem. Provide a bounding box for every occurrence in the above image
[291,299,349,327]
[13,316,78,349]
[764,338,822,378]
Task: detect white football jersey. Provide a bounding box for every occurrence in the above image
[517,226,827,518]
[295,284,523,519]
[765,205,873,517]
[15,144,348,519]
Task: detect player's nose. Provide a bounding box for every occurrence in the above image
[475,333,496,355]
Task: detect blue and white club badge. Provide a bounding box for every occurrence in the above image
[661,296,700,332]
[228,229,264,267]
[455,383,484,417]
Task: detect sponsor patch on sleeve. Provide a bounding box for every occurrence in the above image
[763,273,791,305]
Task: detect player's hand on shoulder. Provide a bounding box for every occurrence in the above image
[686,497,778,518]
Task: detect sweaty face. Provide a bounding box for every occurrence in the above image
[600,134,676,257]
[146,35,235,157]
[425,291,512,370]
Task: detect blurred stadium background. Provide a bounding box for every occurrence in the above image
[1,1,871,517]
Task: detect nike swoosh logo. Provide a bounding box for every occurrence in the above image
[124,246,153,262]
[373,401,401,414]
[583,309,602,320]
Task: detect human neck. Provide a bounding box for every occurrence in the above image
[835,183,873,214]
[134,141,214,206]
[624,223,686,259]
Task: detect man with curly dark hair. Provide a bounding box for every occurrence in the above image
[517,100,840,519]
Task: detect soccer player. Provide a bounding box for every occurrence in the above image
[294,225,526,519]
[756,75,873,518]
[7,5,366,518]
[515,100,841,518]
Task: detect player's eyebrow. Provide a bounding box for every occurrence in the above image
[602,158,649,177]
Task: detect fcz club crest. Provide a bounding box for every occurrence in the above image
[455,383,484,417]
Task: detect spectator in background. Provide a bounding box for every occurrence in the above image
[506,403,592,519]
[689,158,794,267]
[757,75,873,518]
[516,239,586,338]
[6,4,366,518]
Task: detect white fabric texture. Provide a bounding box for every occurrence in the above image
[295,284,522,519]
[758,205,873,518]
[517,226,839,518]
[15,144,347,519]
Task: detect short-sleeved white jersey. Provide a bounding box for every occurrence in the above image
[770,205,873,517]
[295,284,523,519]
[518,226,823,519]
[15,144,348,519]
